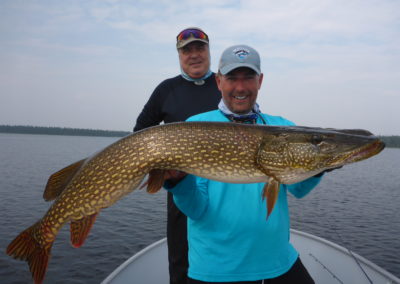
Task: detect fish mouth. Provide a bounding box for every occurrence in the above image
[326,128,374,137]
[339,139,385,165]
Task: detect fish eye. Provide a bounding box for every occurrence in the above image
[311,135,323,145]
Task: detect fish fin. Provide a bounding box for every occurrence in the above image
[6,222,52,284]
[262,178,281,219]
[145,169,166,194]
[43,159,86,201]
[70,213,98,248]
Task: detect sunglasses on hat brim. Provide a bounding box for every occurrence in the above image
[176,29,209,41]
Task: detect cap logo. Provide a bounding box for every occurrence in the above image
[233,47,250,62]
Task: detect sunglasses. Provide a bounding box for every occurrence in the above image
[177,29,209,41]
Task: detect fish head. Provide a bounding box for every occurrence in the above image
[257,126,385,184]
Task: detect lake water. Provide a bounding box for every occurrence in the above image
[0,133,399,283]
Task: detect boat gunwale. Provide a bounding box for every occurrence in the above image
[101,238,167,283]
[291,229,400,283]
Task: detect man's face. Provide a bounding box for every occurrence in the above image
[178,42,210,79]
[216,68,263,114]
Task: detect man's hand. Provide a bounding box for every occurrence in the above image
[142,170,187,193]
[164,170,187,186]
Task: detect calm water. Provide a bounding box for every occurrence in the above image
[0,133,399,283]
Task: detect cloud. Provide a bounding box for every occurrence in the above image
[0,0,399,134]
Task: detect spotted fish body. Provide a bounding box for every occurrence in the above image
[6,122,385,284]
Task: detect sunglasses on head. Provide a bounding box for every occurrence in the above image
[177,29,209,41]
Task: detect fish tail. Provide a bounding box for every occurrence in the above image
[70,213,98,248]
[6,222,52,284]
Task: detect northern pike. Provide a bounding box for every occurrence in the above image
[6,122,385,284]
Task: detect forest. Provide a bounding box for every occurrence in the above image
[0,125,130,137]
[379,136,400,148]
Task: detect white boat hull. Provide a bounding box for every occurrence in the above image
[102,229,399,284]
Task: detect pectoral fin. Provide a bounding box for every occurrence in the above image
[43,159,87,201]
[140,169,166,194]
[262,178,280,219]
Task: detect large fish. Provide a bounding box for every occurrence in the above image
[6,122,385,283]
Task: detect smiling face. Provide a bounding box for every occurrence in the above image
[216,67,264,114]
[178,41,210,79]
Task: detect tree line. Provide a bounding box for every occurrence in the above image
[0,125,130,137]
[1,125,399,148]
[378,136,400,148]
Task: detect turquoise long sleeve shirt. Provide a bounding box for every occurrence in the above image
[167,110,322,282]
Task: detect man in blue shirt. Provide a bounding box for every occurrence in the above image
[166,45,320,283]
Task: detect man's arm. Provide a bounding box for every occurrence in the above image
[164,175,209,220]
[133,83,167,132]
[287,176,322,198]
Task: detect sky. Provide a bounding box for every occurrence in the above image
[0,0,399,135]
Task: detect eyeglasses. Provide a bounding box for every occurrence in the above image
[176,29,209,41]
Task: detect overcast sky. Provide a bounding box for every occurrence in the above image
[0,0,399,135]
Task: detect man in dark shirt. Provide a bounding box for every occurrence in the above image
[133,27,221,284]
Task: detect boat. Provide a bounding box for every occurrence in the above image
[102,229,400,284]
